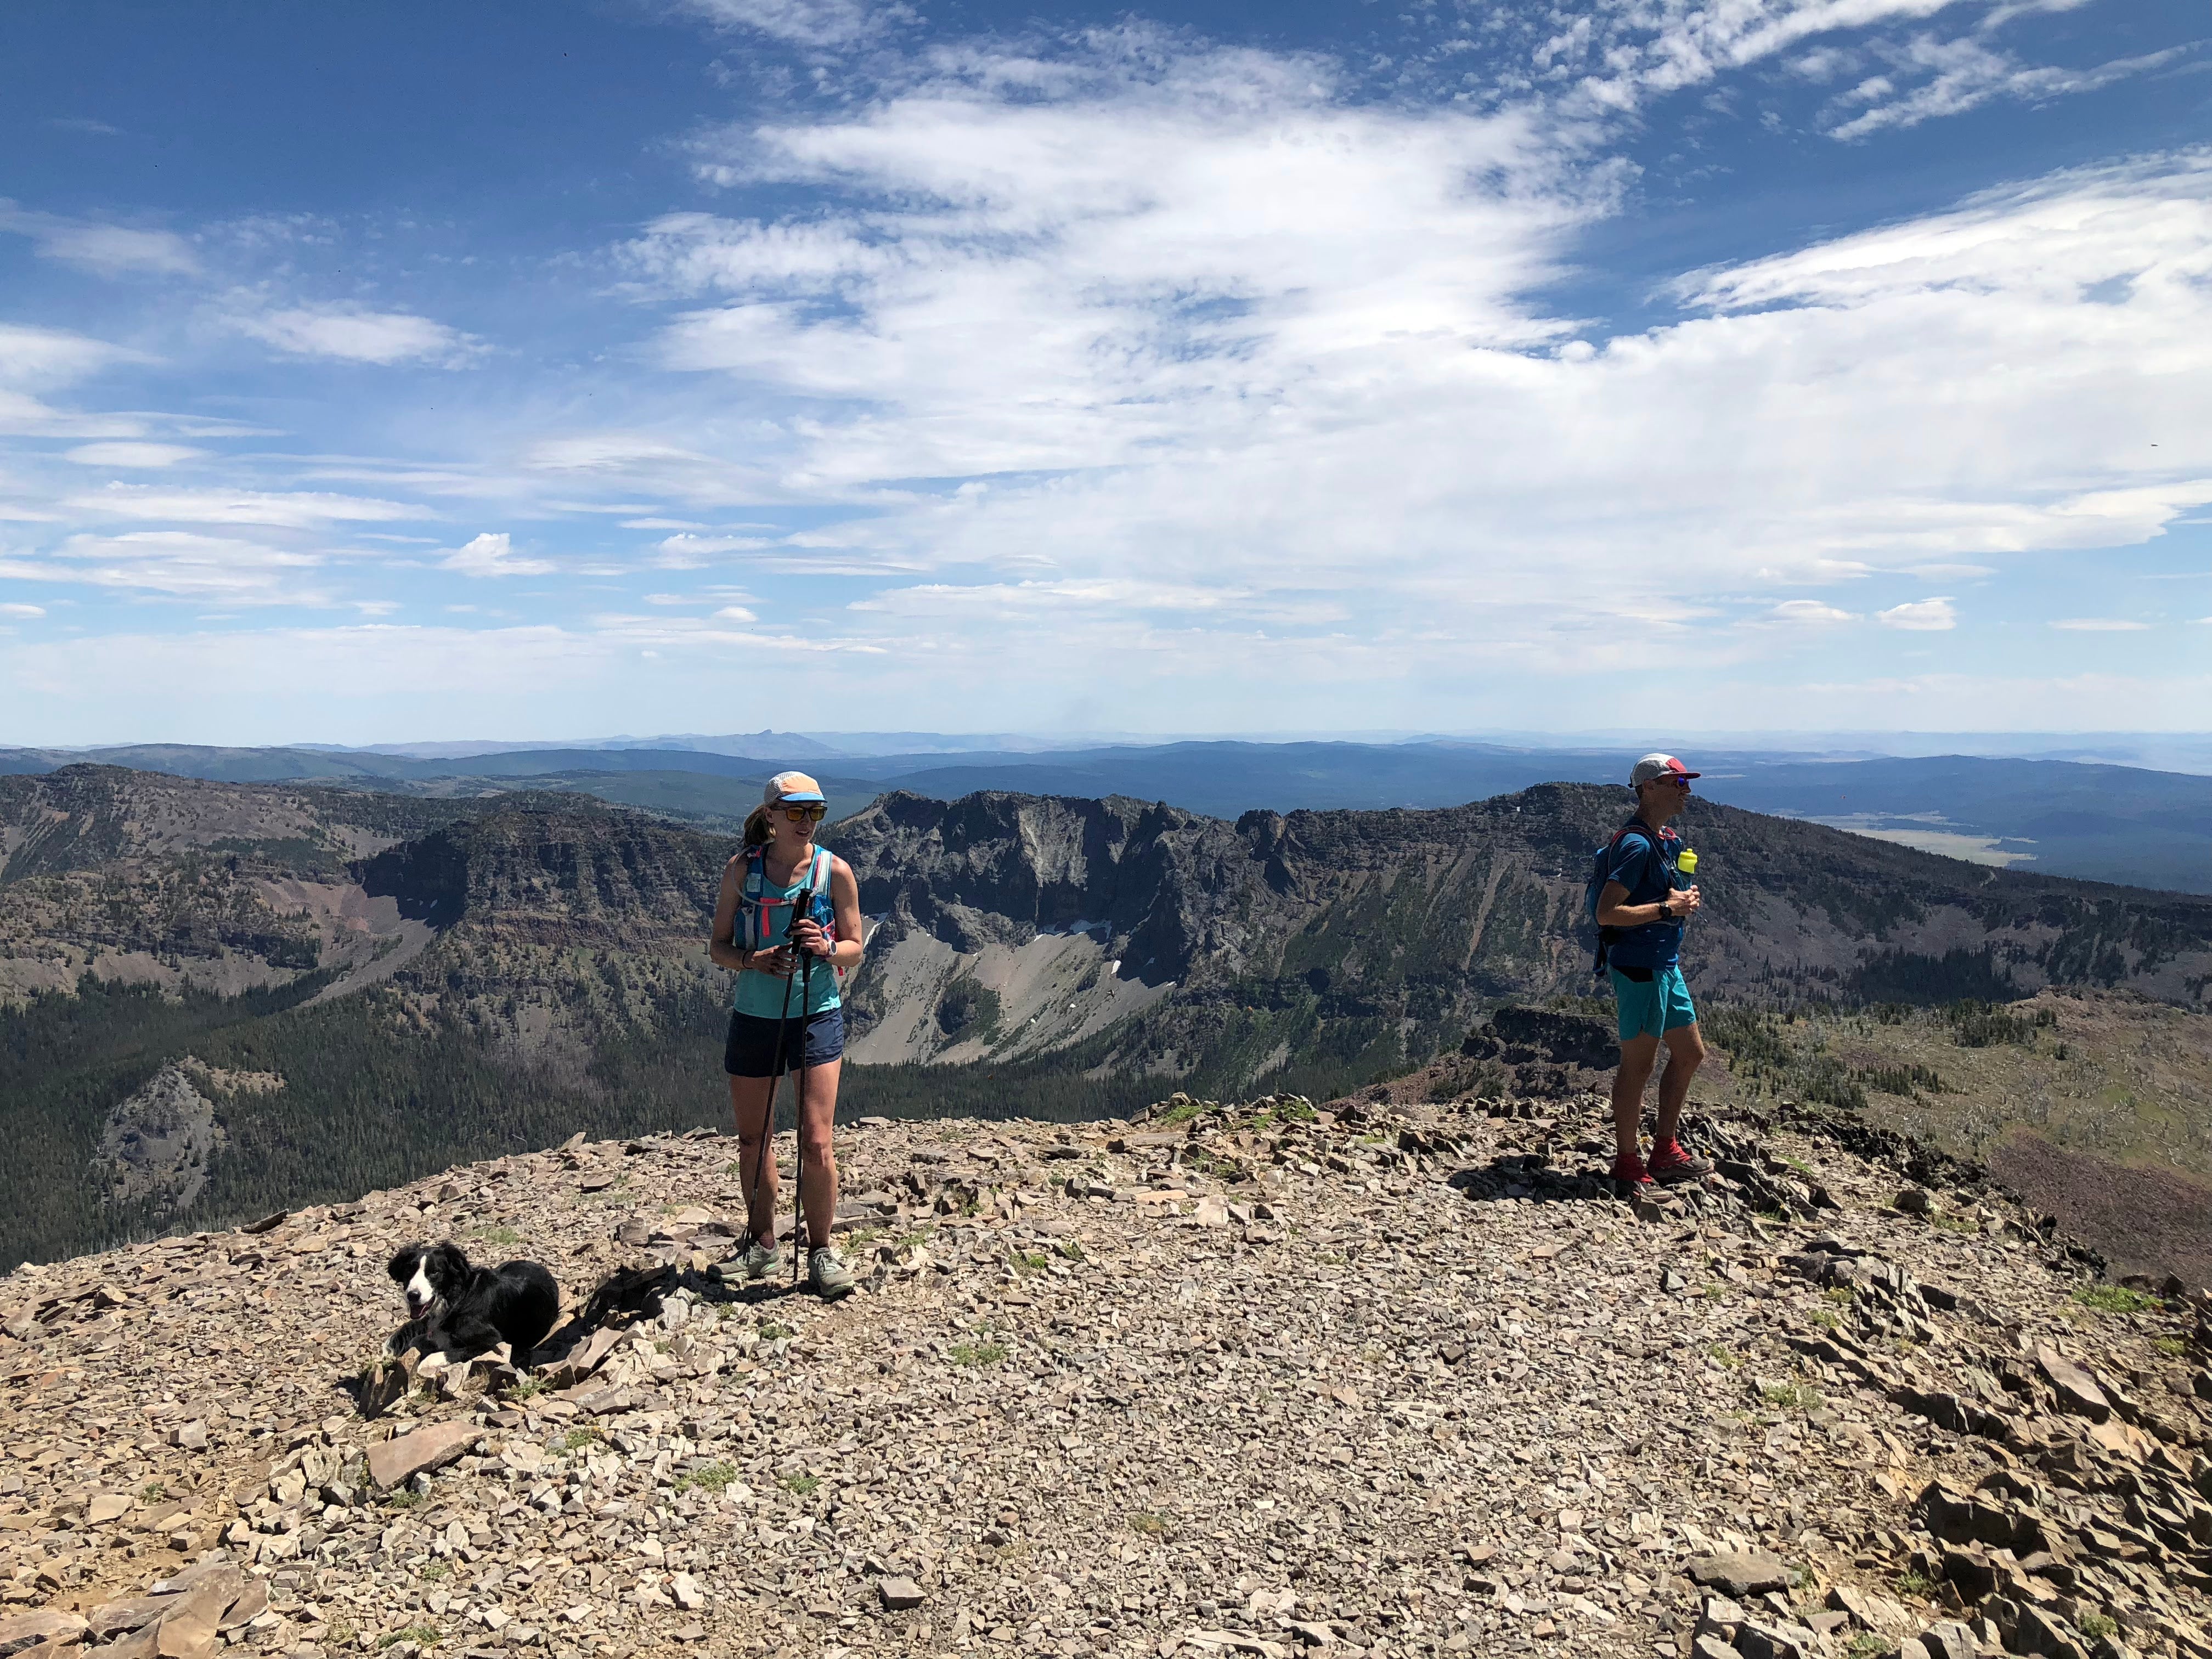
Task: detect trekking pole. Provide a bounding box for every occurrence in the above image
[786,894,814,1285]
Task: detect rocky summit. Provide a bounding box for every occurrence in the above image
[5,1090,2212,1659]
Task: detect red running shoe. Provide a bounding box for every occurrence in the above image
[1649,1139,1715,1184]
[1613,1153,1652,1193]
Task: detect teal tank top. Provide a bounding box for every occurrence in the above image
[732,848,842,1019]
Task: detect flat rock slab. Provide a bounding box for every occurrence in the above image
[877,1576,927,1610]
[2035,1344,2111,1422]
[0,1611,89,1652]
[88,1596,178,1639]
[365,1420,477,1489]
[1685,1551,1792,1599]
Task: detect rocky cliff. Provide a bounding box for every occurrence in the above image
[832,786,2212,1084]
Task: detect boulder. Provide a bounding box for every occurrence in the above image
[1684,1551,1792,1599]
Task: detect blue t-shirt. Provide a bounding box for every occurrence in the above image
[1603,821,1684,969]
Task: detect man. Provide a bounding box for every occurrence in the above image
[1596,754,1716,1192]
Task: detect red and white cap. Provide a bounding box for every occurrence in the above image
[1630,753,1700,786]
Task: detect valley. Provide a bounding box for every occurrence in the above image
[3,764,2211,1284]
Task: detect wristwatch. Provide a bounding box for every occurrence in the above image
[1658,899,1675,921]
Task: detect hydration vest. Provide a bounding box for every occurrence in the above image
[1583,819,1683,976]
[740,846,842,979]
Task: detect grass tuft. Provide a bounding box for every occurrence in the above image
[2074,1284,2159,1316]
[950,1340,1010,1367]
[673,1460,740,1495]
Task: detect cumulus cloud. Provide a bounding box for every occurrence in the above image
[232,304,482,366]
[1767,600,1859,624]
[442,533,557,578]
[1878,597,1958,630]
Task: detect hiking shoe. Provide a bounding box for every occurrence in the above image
[729,1234,781,1281]
[1612,1153,1652,1194]
[1649,1139,1715,1185]
[809,1248,854,1300]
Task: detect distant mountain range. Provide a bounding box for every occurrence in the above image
[3,737,2208,893]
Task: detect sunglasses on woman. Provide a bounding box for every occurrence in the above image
[780,802,828,823]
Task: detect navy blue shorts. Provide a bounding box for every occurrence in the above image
[724,1007,845,1078]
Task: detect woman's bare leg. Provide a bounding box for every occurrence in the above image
[728,1073,780,1243]
[795,1057,841,1254]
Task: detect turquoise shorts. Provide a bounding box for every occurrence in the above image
[1610,964,1697,1041]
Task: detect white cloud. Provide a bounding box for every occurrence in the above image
[0,323,138,390]
[652,533,766,568]
[1827,38,2185,140]
[611,58,2212,673]
[670,0,913,49]
[63,484,417,528]
[42,530,331,603]
[0,200,200,276]
[2049,617,2152,630]
[442,533,557,578]
[232,305,481,366]
[63,442,207,469]
[1767,599,1858,624]
[0,602,45,618]
[1878,596,1958,630]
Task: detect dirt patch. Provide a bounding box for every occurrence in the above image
[1991,1128,2212,1289]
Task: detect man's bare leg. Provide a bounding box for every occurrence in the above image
[1652,1023,1706,1150]
[1613,1033,1660,1163]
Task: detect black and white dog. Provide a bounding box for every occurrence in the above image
[386,1242,558,1365]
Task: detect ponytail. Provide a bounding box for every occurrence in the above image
[741,805,772,851]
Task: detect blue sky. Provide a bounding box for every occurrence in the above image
[1,0,2208,745]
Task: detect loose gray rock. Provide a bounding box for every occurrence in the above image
[1686,1551,1793,1599]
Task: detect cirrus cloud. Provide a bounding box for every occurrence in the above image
[232,304,482,366]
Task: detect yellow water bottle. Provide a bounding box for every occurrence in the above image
[1677,848,1698,876]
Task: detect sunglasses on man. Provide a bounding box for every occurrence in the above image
[780,802,828,823]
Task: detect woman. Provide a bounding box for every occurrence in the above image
[708,770,866,1298]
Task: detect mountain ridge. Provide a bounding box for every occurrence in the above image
[6,766,2212,1276]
